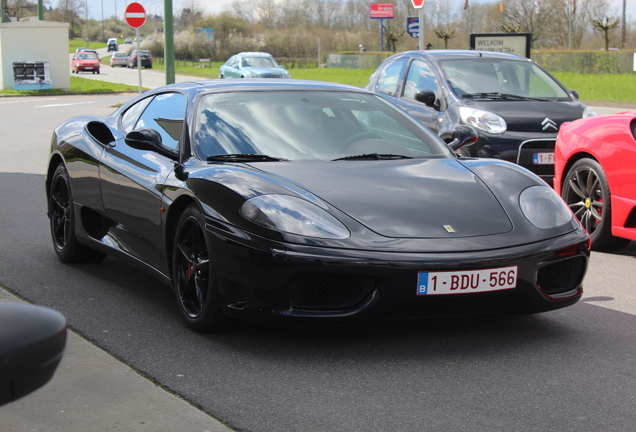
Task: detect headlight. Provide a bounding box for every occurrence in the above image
[459,107,507,134]
[582,106,597,118]
[247,71,258,78]
[519,186,572,229]
[241,195,350,239]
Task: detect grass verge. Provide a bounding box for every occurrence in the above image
[2,59,635,105]
[0,76,141,96]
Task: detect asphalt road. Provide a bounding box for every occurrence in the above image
[1,94,635,432]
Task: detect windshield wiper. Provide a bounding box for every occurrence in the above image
[462,92,549,101]
[207,154,289,162]
[332,153,412,161]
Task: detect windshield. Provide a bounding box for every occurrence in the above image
[439,58,570,99]
[194,90,452,162]
[242,56,278,68]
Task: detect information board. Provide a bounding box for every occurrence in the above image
[13,61,52,90]
[469,33,532,59]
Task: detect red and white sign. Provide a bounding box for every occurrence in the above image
[125,2,146,28]
[369,3,395,19]
[411,0,426,8]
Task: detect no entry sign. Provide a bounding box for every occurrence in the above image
[125,2,146,29]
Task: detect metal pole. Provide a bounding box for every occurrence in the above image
[418,7,424,50]
[567,0,572,50]
[136,28,142,93]
[164,0,175,84]
[85,0,89,47]
[114,0,117,37]
[101,0,104,41]
[38,0,43,20]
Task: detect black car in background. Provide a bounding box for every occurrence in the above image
[127,49,152,68]
[366,50,596,185]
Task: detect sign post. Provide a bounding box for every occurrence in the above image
[369,3,394,52]
[410,0,425,50]
[125,2,147,93]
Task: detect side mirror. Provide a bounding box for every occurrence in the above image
[570,89,580,99]
[414,89,437,107]
[447,125,478,151]
[0,302,67,406]
[414,89,441,110]
[125,128,178,160]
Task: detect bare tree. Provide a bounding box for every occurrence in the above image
[435,29,455,49]
[592,16,620,50]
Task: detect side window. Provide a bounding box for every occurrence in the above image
[134,93,186,151]
[121,97,153,133]
[376,58,407,97]
[403,60,439,100]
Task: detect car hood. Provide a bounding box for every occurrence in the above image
[258,159,513,238]
[243,67,287,76]
[466,99,585,133]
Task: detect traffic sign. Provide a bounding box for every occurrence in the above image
[411,0,425,8]
[407,17,419,38]
[125,2,146,29]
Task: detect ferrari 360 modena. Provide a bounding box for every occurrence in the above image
[46,80,590,332]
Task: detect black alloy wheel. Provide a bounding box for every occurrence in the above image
[561,158,630,250]
[173,205,227,332]
[49,165,106,262]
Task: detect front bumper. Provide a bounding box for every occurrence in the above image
[208,224,590,325]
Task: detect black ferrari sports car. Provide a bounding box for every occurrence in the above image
[46,79,590,332]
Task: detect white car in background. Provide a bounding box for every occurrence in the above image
[109,52,129,67]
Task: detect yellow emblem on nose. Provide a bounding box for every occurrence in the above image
[585,198,591,208]
[444,225,456,233]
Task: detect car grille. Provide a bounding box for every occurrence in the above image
[537,256,586,296]
[261,74,283,78]
[288,273,375,310]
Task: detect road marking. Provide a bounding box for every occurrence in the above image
[36,101,96,108]
[0,97,58,105]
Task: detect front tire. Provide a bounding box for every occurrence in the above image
[561,158,630,250]
[173,205,228,332]
[48,165,106,263]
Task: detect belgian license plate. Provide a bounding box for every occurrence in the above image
[533,152,554,165]
[417,266,517,295]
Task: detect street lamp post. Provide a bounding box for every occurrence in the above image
[85,0,89,47]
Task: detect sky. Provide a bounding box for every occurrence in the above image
[74,0,635,26]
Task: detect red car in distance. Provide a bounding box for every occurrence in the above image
[71,51,100,74]
[554,111,636,250]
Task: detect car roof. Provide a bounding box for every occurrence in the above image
[137,79,369,97]
[236,52,274,57]
[389,49,530,62]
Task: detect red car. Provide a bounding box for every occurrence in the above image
[71,51,100,74]
[554,111,636,250]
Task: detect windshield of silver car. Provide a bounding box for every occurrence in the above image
[439,59,571,99]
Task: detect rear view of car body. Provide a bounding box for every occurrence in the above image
[128,50,152,68]
[109,52,128,67]
[366,50,596,185]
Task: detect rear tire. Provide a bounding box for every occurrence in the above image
[561,158,630,250]
[48,165,107,263]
